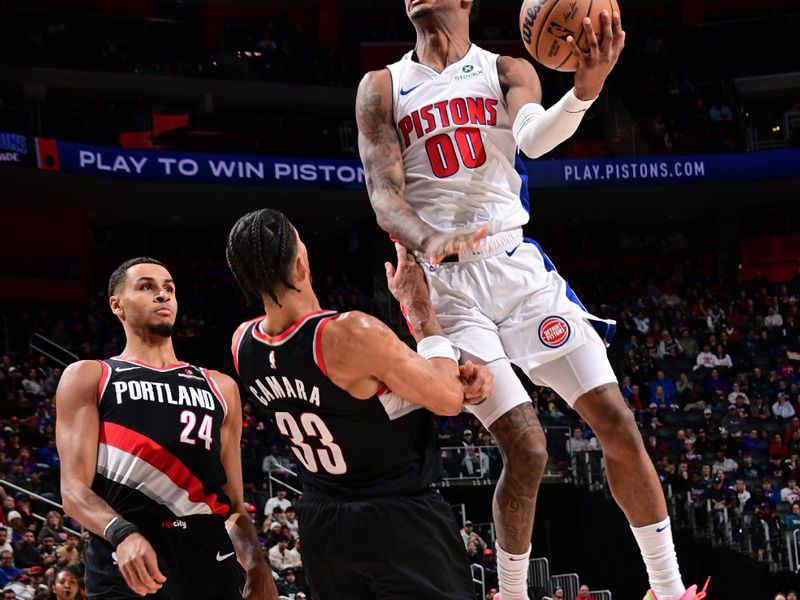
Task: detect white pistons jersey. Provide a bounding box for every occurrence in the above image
[386,44,530,234]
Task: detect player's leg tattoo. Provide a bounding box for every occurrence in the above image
[489,402,548,552]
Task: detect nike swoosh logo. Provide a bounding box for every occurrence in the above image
[216,551,235,561]
[115,366,139,372]
[399,83,423,96]
[505,245,520,257]
[655,525,669,533]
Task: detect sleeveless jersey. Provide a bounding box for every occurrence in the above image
[233,310,443,500]
[93,357,231,520]
[386,44,530,235]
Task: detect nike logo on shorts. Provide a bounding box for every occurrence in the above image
[399,83,423,96]
[505,245,520,257]
[115,366,139,372]
[216,551,235,561]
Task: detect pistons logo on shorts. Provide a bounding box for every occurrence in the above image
[538,316,570,348]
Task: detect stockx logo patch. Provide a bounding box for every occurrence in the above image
[454,64,483,81]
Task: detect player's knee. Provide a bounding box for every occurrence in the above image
[590,397,639,443]
[505,432,548,477]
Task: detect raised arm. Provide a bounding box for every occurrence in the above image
[319,244,492,414]
[211,372,278,600]
[356,69,487,263]
[502,10,625,159]
[56,361,165,596]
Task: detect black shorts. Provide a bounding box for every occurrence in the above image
[84,515,241,600]
[298,490,475,600]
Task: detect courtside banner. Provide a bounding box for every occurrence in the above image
[11,137,800,188]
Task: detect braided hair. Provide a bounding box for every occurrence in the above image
[470,0,480,22]
[226,209,300,307]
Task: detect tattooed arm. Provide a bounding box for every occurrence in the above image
[356,70,432,252]
[356,70,487,262]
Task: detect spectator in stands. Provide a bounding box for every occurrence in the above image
[788,591,799,600]
[774,594,787,600]
[11,497,35,533]
[284,506,299,538]
[765,306,784,329]
[264,487,292,517]
[0,531,9,556]
[50,566,79,600]
[461,430,488,476]
[12,532,41,569]
[785,417,800,446]
[20,370,44,400]
[5,513,24,543]
[460,521,487,552]
[650,370,677,402]
[4,465,40,498]
[35,536,56,570]
[552,587,565,600]
[695,344,716,370]
[735,479,750,506]
[267,535,301,574]
[711,450,738,475]
[706,368,730,399]
[782,478,800,504]
[714,345,733,369]
[721,406,745,438]
[276,569,301,598]
[54,534,79,567]
[769,433,789,458]
[774,393,796,420]
[750,395,772,422]
[261,444,292,477]
[0,551,20,588]
[4,570,35,600]
[668,429,686,459]
[762,478,782,504]
[36,513,66,544]
[575,584,596,600]
[738,453,762,480]
[728,383,749,405]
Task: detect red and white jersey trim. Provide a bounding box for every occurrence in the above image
[250,310,337,347]
[98,421,229,517]
[111,357,190,372]
[201,369,228,419]
[97,360,112,403]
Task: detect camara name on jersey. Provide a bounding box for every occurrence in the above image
[248,375,320,408]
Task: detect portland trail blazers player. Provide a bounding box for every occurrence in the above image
[55,257,277,600]
[227,208,493,600]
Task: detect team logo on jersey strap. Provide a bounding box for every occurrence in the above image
[538,316,571,348]
[178,368,204,381]
[454,64,484,81]
[269,350,276,370]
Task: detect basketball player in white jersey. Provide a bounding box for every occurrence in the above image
[356,2,707,600]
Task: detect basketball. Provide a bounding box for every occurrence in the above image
[519,0,621,72]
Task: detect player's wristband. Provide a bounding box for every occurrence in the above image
[417,335,458,363]
[105,517,140,548]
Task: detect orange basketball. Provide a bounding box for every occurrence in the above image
[519,0,620,72]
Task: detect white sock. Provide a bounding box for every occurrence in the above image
[495,542,530,600]
[630,518,686,600]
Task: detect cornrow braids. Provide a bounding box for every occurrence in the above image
[226,209,300,308]
[470,0,480,22]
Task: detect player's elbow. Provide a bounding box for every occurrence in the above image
[430,389,464,416]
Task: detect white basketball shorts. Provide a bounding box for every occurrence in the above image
[421,228,618,428]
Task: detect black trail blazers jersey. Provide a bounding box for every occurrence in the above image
[93,357,231,520]
[234,310,443,499]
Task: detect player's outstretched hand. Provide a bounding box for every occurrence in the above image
[115,533,166,596]
[569,10,625,101]
[422,226,489,265]
[460,361,494,405]
[385,242,429,307]
[243,564,279,600]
